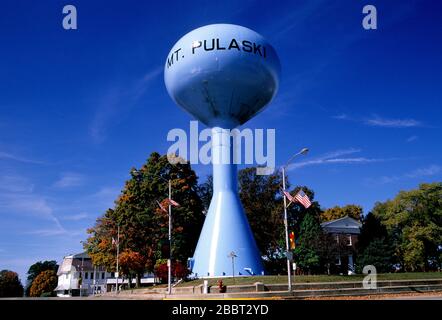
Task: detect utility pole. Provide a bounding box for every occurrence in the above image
[168,179,172,295]
[132,169,174,294]
[80,256,84,297]
[116,225,120,294]
[282,166,292,292]
[281,148,309,292]
[228,251,237,284]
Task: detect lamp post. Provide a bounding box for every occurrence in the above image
[281,148,309,292]
[228,251,237,284]
[115,225,120,294]
[167,178,172,295]
[132,169,173,295]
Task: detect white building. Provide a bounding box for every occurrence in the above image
[321,216,362,275]
[55,252,157,297]
[55,252,110,297]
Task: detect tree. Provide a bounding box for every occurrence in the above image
[198,174,213,214]
[237,168,325,274]
[357,239,394,273]
[293,212,322,274]
[154,260,190,283]
[238,168,284,262]
[0,270,23,297]
[357,212,389,250]
[373,182,442,271]
[118,250,147,288]
[84,152,204,286]
[320,205,363,222]
[356,212,394,273]
[83,209,119,273]
[25,260,58,296]
[29,270,57,297]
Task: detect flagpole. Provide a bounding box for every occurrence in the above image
[282,166,292,292]
[116,225,120,294]
[168,179,172,295]
[281,148,309,293]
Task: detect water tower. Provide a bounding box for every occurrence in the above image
[164,24,280,277]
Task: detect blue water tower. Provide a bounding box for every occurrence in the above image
[164,24,280,277]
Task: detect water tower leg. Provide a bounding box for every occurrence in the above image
[191,127,264,277]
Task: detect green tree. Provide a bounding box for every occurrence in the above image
[293,212,322,274]
[238,168,284,261]
[357,239,395,273]
[356,212,394,273]
[25,260,58,296]
[357,212,389,250]
[29,270,57,297]
[237,169,325,274]
[237,166,326,273]
[320,205,363,222]
[0,270,24,297]
[83,209,118,272]
[84,152,204,286]
[373,182,442,271]
[198,174,213,214]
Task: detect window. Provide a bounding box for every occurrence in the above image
[347,234,352,246]
[84,272,88,279]
[90,272,94,279]
[102,272,105,280]
[111,272,115,278]
[335,256,341,265]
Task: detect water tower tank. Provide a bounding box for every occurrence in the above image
[165,24,280,277]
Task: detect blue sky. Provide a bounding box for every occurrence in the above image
[1,0,441,283]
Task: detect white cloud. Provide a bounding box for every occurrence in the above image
[405,165,441,178]
[89,66,162,143]
[367,165,442,185]
[25,228,67,236]
[0,174,34,193]
[406,135,418,143]
[60,212,89,221]
[0,172,67,237]
[332,114,349,120]
[0,151,43,164]
[54,172,86,188]
[365,116,422,128]
[287,148,387,171]
[332,114,424,128]
[92,186,121,199]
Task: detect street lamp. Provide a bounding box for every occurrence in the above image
[76,264,82,298]
[227,251,237,284]
[132,169,173,295]
[281,147,309,292]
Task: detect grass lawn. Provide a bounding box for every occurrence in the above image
[175,272,442,287]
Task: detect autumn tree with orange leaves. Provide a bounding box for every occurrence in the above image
[29,270,57,297]
[84,152,204,287]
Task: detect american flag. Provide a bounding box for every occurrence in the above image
[281,188,295,203]
[156,200,168,213]
[295,190,312,209]
[168,198,180,207]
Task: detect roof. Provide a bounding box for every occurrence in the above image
[57,252,94,275]
[320,216,362,235]
[72,252,90,259]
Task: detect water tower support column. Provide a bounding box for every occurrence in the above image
[191,126,264,277]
